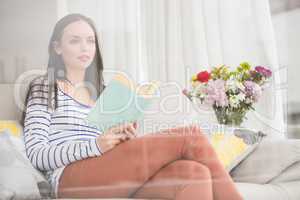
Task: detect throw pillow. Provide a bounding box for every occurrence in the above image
[0,130,52,199]
[211,133,255,172]
[0,120,22,137]
[210,127,265,172]
[0,184,15,200]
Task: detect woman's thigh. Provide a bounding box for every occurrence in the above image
[58,126,199,198]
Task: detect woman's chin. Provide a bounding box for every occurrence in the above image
[72,63,91,70]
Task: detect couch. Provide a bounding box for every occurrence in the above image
[1,81,300,200]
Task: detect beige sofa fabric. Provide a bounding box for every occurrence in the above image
[231,139,300,184]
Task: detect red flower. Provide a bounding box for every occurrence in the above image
[196,71,210,83]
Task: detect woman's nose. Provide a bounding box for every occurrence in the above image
[80,41,88,52]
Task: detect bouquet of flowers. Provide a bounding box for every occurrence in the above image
[183,62,272,126]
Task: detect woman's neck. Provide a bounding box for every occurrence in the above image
[65,68,86,85]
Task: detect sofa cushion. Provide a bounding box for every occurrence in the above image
[0,130,53,199]
[0,131,41,199]
[271,161,300,183]
[235,182,289,200]
[0,184,15,200]
[272,181,300,200]
[230,139,300,184]
[235,181,300,200]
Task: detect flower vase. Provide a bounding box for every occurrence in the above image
[214,106,247,127]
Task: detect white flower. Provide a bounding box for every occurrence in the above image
[245,97,252,104]
[226,79,245,92]
[236,93,246,101]
[229,96,239,108]
[192,83,207,97]
[229,93,245,108]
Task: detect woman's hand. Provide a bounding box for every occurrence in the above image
[96,132,129,153]
[96,122,138,153]
[107,122,138,139]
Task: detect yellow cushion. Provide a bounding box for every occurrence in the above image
[211,132,248,170]
[0,120,22,137]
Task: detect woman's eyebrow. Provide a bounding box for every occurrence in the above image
[69,35,81,38]
[69,35,95,38]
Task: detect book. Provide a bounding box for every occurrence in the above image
[86,74,159,132]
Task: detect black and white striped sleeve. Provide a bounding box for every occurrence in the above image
[23,82,102,171]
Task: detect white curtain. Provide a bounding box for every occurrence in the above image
[59,0,285,136]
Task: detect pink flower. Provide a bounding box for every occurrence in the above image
[182,89,188,96]
[204,80,228,107]
[244,81,262,102]
[255,66,272,78]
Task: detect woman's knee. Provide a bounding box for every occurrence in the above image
[181,129,211,150]
[166,160,211,180]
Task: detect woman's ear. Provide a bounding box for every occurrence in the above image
[53,41,62,55]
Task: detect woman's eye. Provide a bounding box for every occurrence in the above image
[87,39,96,44]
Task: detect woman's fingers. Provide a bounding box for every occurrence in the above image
[110,122,138,137]
[133,121,138,129]
[109,138,123,146]
[109,123,128,134]
[125,124,137,138]
[96,132,131,153]
[124,128,135,139]
[105,122,139,142]
[108,126,122,134]
[110,132,129,140]
[119,132,130,141]
[106,134,128,147]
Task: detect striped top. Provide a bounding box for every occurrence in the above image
[23,76,103,197]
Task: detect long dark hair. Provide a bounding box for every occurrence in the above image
[21,13,105,125]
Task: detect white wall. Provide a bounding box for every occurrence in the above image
[272,8,300,105]
[272,8,300,138]
[0,0,58,119]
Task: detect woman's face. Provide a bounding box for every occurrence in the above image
[54,20,96,71]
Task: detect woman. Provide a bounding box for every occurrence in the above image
[23,13,242,200]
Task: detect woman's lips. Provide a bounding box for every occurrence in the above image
[78,55,90,62]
